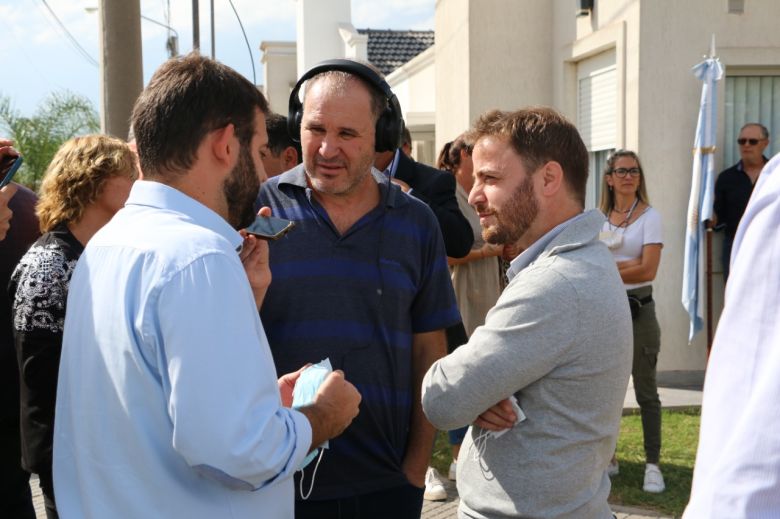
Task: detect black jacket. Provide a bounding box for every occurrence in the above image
[393,152,473,258]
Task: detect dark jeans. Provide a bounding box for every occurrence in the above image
[722,233,734,283]
[628,286,662,465]
[295,483,424,519]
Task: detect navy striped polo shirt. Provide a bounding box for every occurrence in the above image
[257,165,460,499]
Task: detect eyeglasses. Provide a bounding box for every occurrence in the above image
[737,138,764,146]
[610,167,641,178]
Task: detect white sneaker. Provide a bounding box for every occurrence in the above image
[448,461,457,481]
[606,458,619,477]
[643,463,665,493]
[424,467,447,501]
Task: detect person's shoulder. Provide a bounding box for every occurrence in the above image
[12,232,76,284]
[636,204,661,224]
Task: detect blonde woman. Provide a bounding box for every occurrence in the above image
[598,149,664,493]
[9,135,136,518]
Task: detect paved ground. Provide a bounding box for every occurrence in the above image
[30,375,701,518]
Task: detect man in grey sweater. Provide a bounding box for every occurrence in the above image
[422,107,632,519]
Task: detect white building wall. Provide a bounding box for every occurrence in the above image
[436,0,553,153]
[435,0,472,150]
[295,0,351,75]
[260,41,297,115]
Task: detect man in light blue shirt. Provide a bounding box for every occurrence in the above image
[53,53,361,518]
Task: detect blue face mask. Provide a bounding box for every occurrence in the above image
[292,358,332,499]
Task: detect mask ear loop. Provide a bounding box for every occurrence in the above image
[298,448,325,500]
[471,429,492,461]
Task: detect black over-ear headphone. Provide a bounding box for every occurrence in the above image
[287,59,405,152]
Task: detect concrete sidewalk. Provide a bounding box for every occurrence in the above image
[29,375,701,518]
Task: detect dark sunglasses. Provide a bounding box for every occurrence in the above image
[610,167,640,178]
[737,138,764,146]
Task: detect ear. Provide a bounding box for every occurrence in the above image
[283,146,299,169]
[210,123,237,167]
[539,161,564,197]
[605,173,615,188]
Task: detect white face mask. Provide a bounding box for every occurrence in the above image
[292,358,333,499]
[471,395,527,461]
[599,230,624,250]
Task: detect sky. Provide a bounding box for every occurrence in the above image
[0,0,434,117]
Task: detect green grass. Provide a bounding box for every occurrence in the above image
[609,408,700,517]
[431,409,700,518]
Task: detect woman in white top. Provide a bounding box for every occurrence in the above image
[598,149,665,494]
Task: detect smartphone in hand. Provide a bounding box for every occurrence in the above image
[0,155,23,189]
[245,215,295,240]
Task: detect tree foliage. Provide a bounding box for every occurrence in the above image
[0,92,100,190]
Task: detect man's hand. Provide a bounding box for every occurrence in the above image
[474,398,517,431]
[298,370,361,451]
[239,207,273,308]
[390,177,411,193]
[0,184,18,241]
[277,364,311,408]
[0,139,19,241]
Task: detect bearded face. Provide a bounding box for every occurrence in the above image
[223,143,260,230]
[476,172,539,246]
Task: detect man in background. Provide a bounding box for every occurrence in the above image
[375,126,473,259]
[262,112,301,177]
[713,122,770,280]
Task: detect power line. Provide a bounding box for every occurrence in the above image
[39,0,98,67]
[226,0,256,85]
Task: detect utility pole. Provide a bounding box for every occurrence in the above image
[210,0,215,58]
[193,0,200,51]
[99,0,143,139]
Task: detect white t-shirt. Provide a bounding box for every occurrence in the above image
[600,206,663,289]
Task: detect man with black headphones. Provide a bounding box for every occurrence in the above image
[256,59,461,518]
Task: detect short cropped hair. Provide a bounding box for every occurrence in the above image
[303,66,387,124]
[467,107,589,206]
[266,112,301,158]
[741,122,769,139]
[36,135,136,233]
[131,52,268,178]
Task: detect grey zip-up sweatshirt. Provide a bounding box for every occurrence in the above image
[422,210,632,519]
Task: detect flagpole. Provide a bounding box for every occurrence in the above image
[706,33,716,357]
[706,225,713,356]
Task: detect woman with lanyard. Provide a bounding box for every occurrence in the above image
[598,149,665,494]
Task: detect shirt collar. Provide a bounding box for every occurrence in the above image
[737,156,770,172]
[506,211,589,281]
[126,180,243,250]
[277,163,408,209]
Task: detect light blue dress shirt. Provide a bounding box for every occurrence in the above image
[53,180,311,518]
